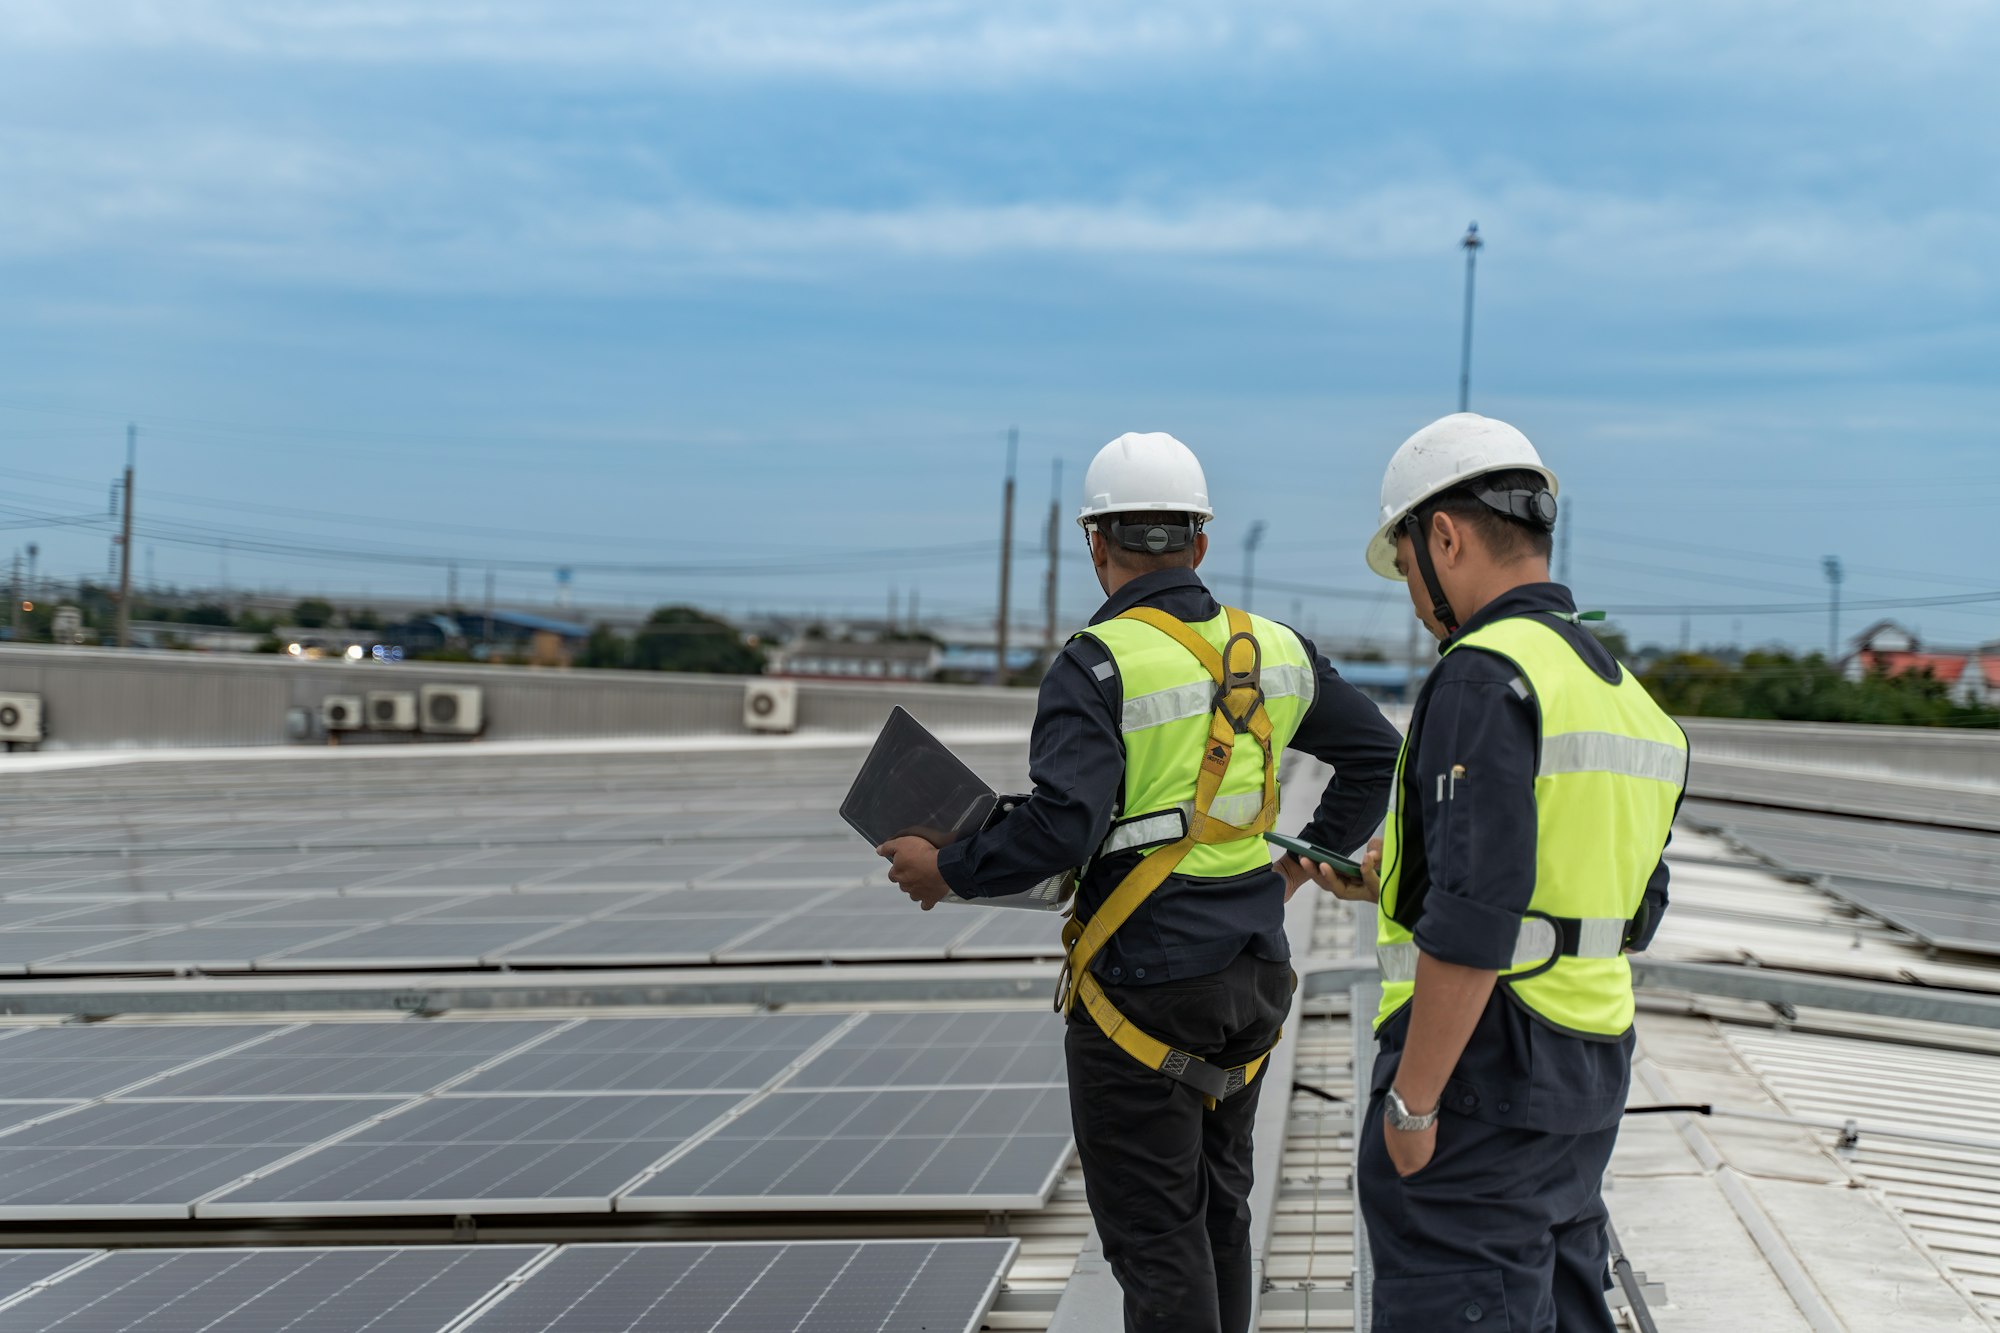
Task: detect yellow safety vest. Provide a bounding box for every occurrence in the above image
[1058,605,1314,1105]
[1375,614,1687,1038]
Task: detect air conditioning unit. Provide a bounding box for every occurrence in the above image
[0,693,43,744]
[322,695,366,732]
[744,679,798,734]
[420,683,483,736]
[366,690,418,731]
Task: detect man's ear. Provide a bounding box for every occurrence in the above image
[1189,531,1209,570]
[1429,510,1464,568]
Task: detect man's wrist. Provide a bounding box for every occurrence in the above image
[1384,1085,1440,1131]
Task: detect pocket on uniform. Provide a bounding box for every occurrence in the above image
[1372,1267,1511,1331]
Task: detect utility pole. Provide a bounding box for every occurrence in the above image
[484,566,496,658]
[1404,613,1421,704]
[994,427,1018,686]
[1823,556,1844,661]
[1458,222,1483,413]
[116,423,135,648]
[1043,458,1062,662]
[888,586,899,632]
[1556,497,1572,586]
[9,551,20,642]
[1241,520,1267,610]
[447,562,459,611]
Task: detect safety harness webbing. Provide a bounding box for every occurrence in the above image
[1056,605,1288,1108]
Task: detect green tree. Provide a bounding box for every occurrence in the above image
[292,598,335,628]
[1640,650,2000,728]
[178,603,234,627]
[630,606,766,674]
[579,624,631,670]
[347,607,383,631]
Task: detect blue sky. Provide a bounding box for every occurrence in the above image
[2,1,1996,651]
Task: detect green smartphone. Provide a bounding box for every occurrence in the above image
[1264,832,1362,878]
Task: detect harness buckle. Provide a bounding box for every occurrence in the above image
[1215,630,1265,733]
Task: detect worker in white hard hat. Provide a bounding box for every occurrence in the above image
[878,431,1400,1333]
[1297,413,1687,1330]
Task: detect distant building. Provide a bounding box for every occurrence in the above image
[1842,620,1999,707]
[381,614,464,656]
[773,637,940,682]
[456,611,590,666]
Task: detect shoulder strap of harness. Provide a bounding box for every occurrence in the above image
[1057,605,1288,1108]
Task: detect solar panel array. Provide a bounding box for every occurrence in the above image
[0,1240,1017,1333]
[0,746,1063,973]
[1685,798,2000,957]
[0,1010,1069,1221]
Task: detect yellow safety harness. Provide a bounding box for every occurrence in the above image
[1055,605,1288,1108]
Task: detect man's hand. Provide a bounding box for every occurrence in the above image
[1276,836,1383,904]
[1382,1108,1438,1177]
[876,836,951,910]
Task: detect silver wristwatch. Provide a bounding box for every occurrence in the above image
[1385,1086,1439,1132]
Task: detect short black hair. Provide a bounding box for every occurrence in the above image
[1100,510,1204,571]
[1420,467,1555,563]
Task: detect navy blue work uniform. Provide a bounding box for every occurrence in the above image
[1357,582,1676,1333]
[941,568,1401,1333]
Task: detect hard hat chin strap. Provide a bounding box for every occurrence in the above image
[1400,510,1459,640]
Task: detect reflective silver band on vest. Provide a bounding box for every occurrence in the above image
[1375,916,1629,983]
[1539,730,1688,785]
[1097,790,1269,857]
[1120,662,1316,734]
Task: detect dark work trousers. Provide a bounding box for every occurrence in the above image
[1065,950,1295,1333]
[1357,1091,1622,1332]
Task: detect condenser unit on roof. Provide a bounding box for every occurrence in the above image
[321,695,365,732]
[0,693,43,744]
[744,679,798,734]
[366,690,418,731]
[420,683,483,736]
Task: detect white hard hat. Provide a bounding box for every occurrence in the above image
[1077,432,1215,528]
[1364,413,1558,580]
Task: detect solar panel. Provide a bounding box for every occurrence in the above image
[463,1240,1017,1333]
[486,916,768,965]
[718,893,984,962]
[38,924,367,973]
[138,1020,563,1097]
[795,1011,1064,1089]
[199,1094,736,1218]
[455,1014,845,1094]
[621,1086,1072,1211]
[0,1098,394,1218]
[0,1246,541,1333]
[221,894,476,925]
[405,890,654,921]
[34,899,282,929]
[950,909,1066,959]
[0,1024,283,1099]
[259,921,560,968]
[608,886,840,915]
[0,930,159,973]
[0,1249,97,1300]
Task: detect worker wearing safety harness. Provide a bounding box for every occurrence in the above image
[1301,413,1687,1331]
[878,432,1399,1333]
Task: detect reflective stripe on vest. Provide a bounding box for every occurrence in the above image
[1376,917,1629,983]
[1080,609,1315,879]
[1374,615,1687,1038]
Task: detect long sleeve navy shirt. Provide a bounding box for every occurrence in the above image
[1370,581,1678,1134]
[937,568,1401,985]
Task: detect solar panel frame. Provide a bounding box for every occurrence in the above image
[0,1246,546,1333]
[135,1019,568,1098]
[0,1097,401,1220]
[196,1093,741,1218]
[0,1023,290,1100]
[451,1013,849,1095]
[619,1085,1073,1213]
[457,1239,1018,1333]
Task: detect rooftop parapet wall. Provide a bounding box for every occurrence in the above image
[1679,715,2000,789]
[0,643,1035,751]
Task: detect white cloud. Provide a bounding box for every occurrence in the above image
[6,0,1993,86]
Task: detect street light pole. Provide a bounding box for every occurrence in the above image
[1242,520,1267,611]
[1822,556,1844,661]
[1458,222,1483,413]
[116,423,136,648]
